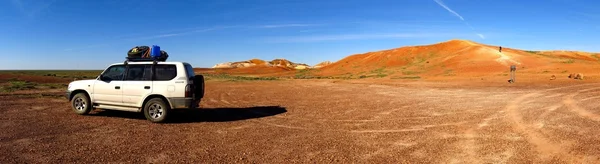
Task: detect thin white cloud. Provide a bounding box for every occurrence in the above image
[257,24,320,28]
[10,0,56,18]
[434,0,464,21]
[465,22,475,30]
[64,28,218,51]
[125,28,218,41]
[433,0,485,39]
[127,24,316,40]
[64,43,112,51]
[477,34,485,39]
[65,23,321,50]
[265,33,469,43]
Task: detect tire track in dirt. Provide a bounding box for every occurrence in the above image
[456,127,479,164]
[536,104,562,123]
[477,111,503,129]
[451,110,503,163]
[505,92,569,161]
[361,141,416,160]
[580,95,600,101]
[563,93,600,122]
[219,92,233,105]
[498,84,600,162]
[505,91,587,163]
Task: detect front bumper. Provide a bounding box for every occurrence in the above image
[66,90,72,100]
[168,97,201,109]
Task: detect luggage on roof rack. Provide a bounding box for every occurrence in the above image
[126,45,169,62]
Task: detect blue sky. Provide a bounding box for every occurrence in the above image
[1,0,599,70]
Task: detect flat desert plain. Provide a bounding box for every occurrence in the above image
[2,75,600,163]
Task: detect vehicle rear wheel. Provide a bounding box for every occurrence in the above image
[71,93,92,115]
[143,98,170,123]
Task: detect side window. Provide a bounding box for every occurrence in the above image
[102,65,126,81]
[184,64,195,79]
[155,65,177,81]
[125,64,152,81]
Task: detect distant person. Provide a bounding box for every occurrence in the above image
[499,46,502,52]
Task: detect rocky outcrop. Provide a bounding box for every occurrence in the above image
[213,62,234,68]
[569,73,584,80]
[213,58,311,70]
[313,61,332,68]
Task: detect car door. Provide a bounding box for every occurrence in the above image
[152,64,179,99]
[122,64,153,107]
[93,64,125,105]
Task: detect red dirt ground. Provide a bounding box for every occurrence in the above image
[3,78,600,163]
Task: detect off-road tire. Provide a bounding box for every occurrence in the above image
[194,75,205,99]
[143,98,170,123]
[71,93,92,115]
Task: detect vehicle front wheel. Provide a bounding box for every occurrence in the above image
[143,98,170,123]
[71,93,92,115]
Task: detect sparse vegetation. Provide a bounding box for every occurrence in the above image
[1,81,36,92]
[530,52,556,59]
[0,80,67,93]
[204,74,278,81]
[443,69,455,76]
[359,67,388,78]
[294,69,314,79]
[371,67,385,73]
[563,59,575,64]
[525,51,539,54]
[391,76,421,79]
[592,54,600,61]
[0,70,102,79]
[402,70,420,75]
[376,73,388,78]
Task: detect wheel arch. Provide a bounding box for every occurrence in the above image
[70,89,90,101]
[141,94,172,111]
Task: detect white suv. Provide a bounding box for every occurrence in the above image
[66,60,205,123]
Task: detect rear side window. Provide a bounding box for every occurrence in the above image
[155,65,177,81]
[184,63,195,78]
[125,65,152,81]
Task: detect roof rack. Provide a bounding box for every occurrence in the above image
[124,57,165,65]
[126,57,163,62]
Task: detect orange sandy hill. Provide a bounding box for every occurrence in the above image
[316,39,600,79]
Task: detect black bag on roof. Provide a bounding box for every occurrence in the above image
[156,50,169,61]
[127,46,150,58]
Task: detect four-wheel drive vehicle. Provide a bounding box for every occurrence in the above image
[66,60,205,123]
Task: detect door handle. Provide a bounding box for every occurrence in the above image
[144,86,150,89]
[115,86,120,89]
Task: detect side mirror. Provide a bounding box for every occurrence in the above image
[99,75,110,81]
